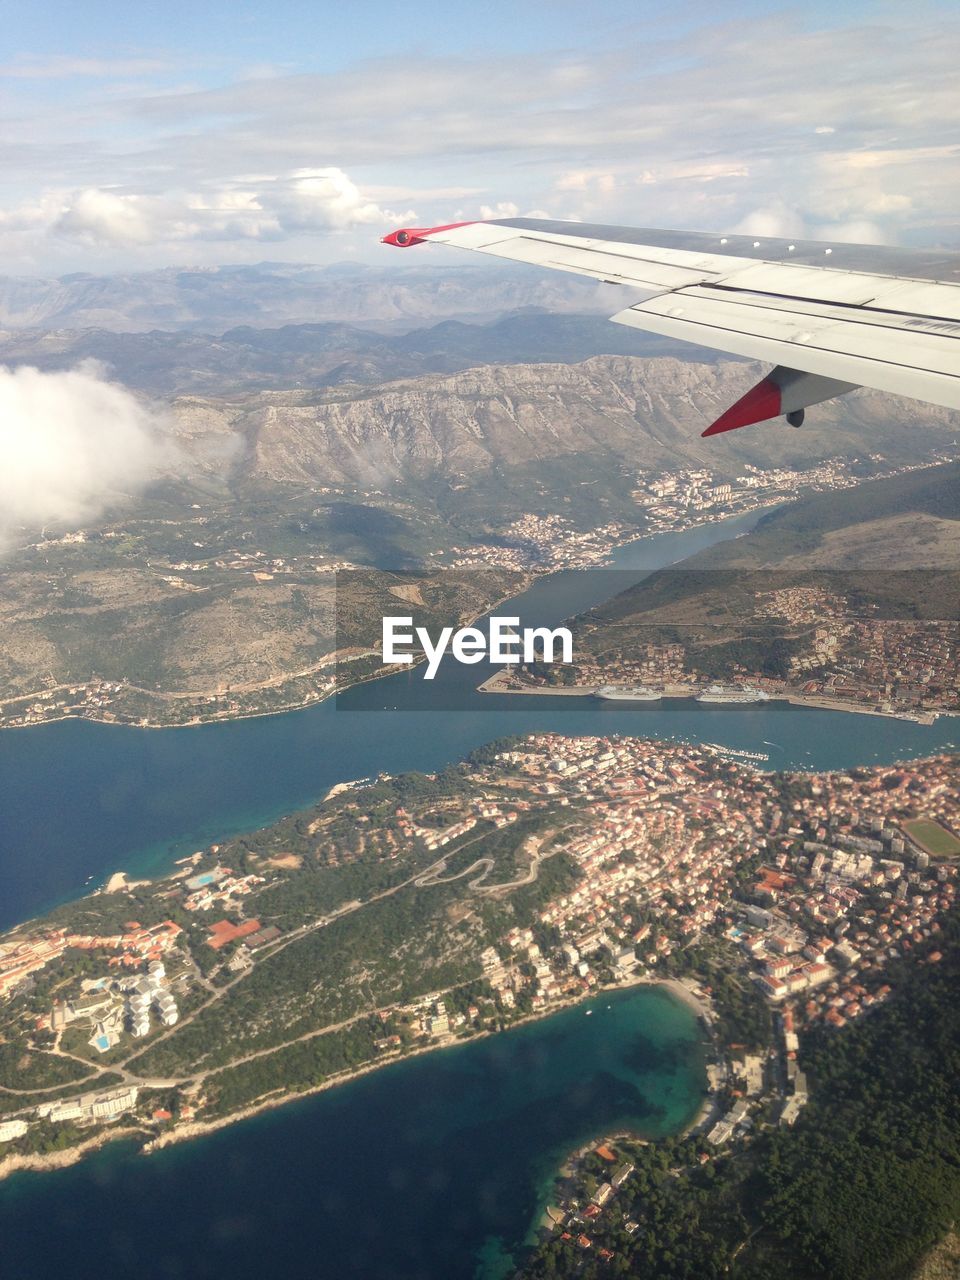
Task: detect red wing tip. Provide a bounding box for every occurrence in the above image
[702,376,782,437]
[702,420,744,438]
[381,221,475,247]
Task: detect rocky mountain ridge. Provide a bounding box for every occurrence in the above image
[170,354,960,493]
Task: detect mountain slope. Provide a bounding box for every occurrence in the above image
[688,462,960,568]
[173,356,960,497]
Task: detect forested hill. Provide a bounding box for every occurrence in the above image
[687,460,960,569]
[738,907,960,1280]
[522,903,960,1280]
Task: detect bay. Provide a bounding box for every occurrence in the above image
[0,509,955,930]
[0,985,705,1280]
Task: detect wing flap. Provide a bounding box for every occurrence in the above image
[711,263,960,322]
[712,262,885,306]
[611,292,960,410]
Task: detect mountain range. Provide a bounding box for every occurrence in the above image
[171,355,960,508]
[0,312,722,397]
[0,261,618,334]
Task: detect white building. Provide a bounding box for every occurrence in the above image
[88,1087,138,1120]
[0,1119,28,1142]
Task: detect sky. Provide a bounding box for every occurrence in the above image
[1,0,958,274]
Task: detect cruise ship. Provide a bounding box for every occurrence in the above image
[594,685,662,702]
[696,684,770,704]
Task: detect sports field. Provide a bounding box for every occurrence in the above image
[903,819,960,858]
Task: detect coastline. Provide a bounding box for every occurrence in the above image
[0,975,711,1182]
[103,871,152,893]
[530,974,715,1243]
[145,971,709,1155]
[0,1125,146,1184]
[0,571,537,736]
[477,670,944,724]
[1,470,948,738]
[7,683,944,733]
[0,505,774,736]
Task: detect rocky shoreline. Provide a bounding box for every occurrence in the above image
[2,976,712,1180]
[0,1125,146,1184]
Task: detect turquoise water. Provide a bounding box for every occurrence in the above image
[0,985,705,1280]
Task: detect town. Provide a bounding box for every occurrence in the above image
[1,730,956,1233]
[492,580,958,723]
[444,452,954,571]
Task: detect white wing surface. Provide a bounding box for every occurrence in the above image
[383,218,960,435]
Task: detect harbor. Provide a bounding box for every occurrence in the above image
[478,668,942,724]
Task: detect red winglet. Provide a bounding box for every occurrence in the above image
[702,377,782,437]
[381,221,475,248]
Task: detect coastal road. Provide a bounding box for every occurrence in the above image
[9,815,579,1109]
[117,834,511,1079]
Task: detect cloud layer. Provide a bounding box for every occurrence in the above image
[3,169,414,251]
[0,364,172,538]
[1,7,958,269]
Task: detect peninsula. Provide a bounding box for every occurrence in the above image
[0,734,955,1191]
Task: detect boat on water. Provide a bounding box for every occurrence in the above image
[706,742,770,763]
[594,685,662,702]
[696,684,770,705]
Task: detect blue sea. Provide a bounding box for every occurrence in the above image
[0,986,704,1280]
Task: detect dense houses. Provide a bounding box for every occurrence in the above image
[493,735,957,1015]
[364,737,959,1047]
[446,514,631,571]
[754,587,959,716]
[390,738,956,1115]
[443,454,950,576]
[527,585,956,722]
[380,736,958,1070]
[0,919,182,999]
[635,454,950,533]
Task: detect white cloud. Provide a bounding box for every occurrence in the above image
[819,218,887,245]
[479,201,520,219]
[0,364,174,539]
[0,54,172,80]
[733,204,807,239]
[273,168,413,231]
[1,10,959,268]
[1,168,416,253]
[55,190,164,246]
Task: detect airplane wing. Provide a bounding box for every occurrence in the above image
[382,218,960,436]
